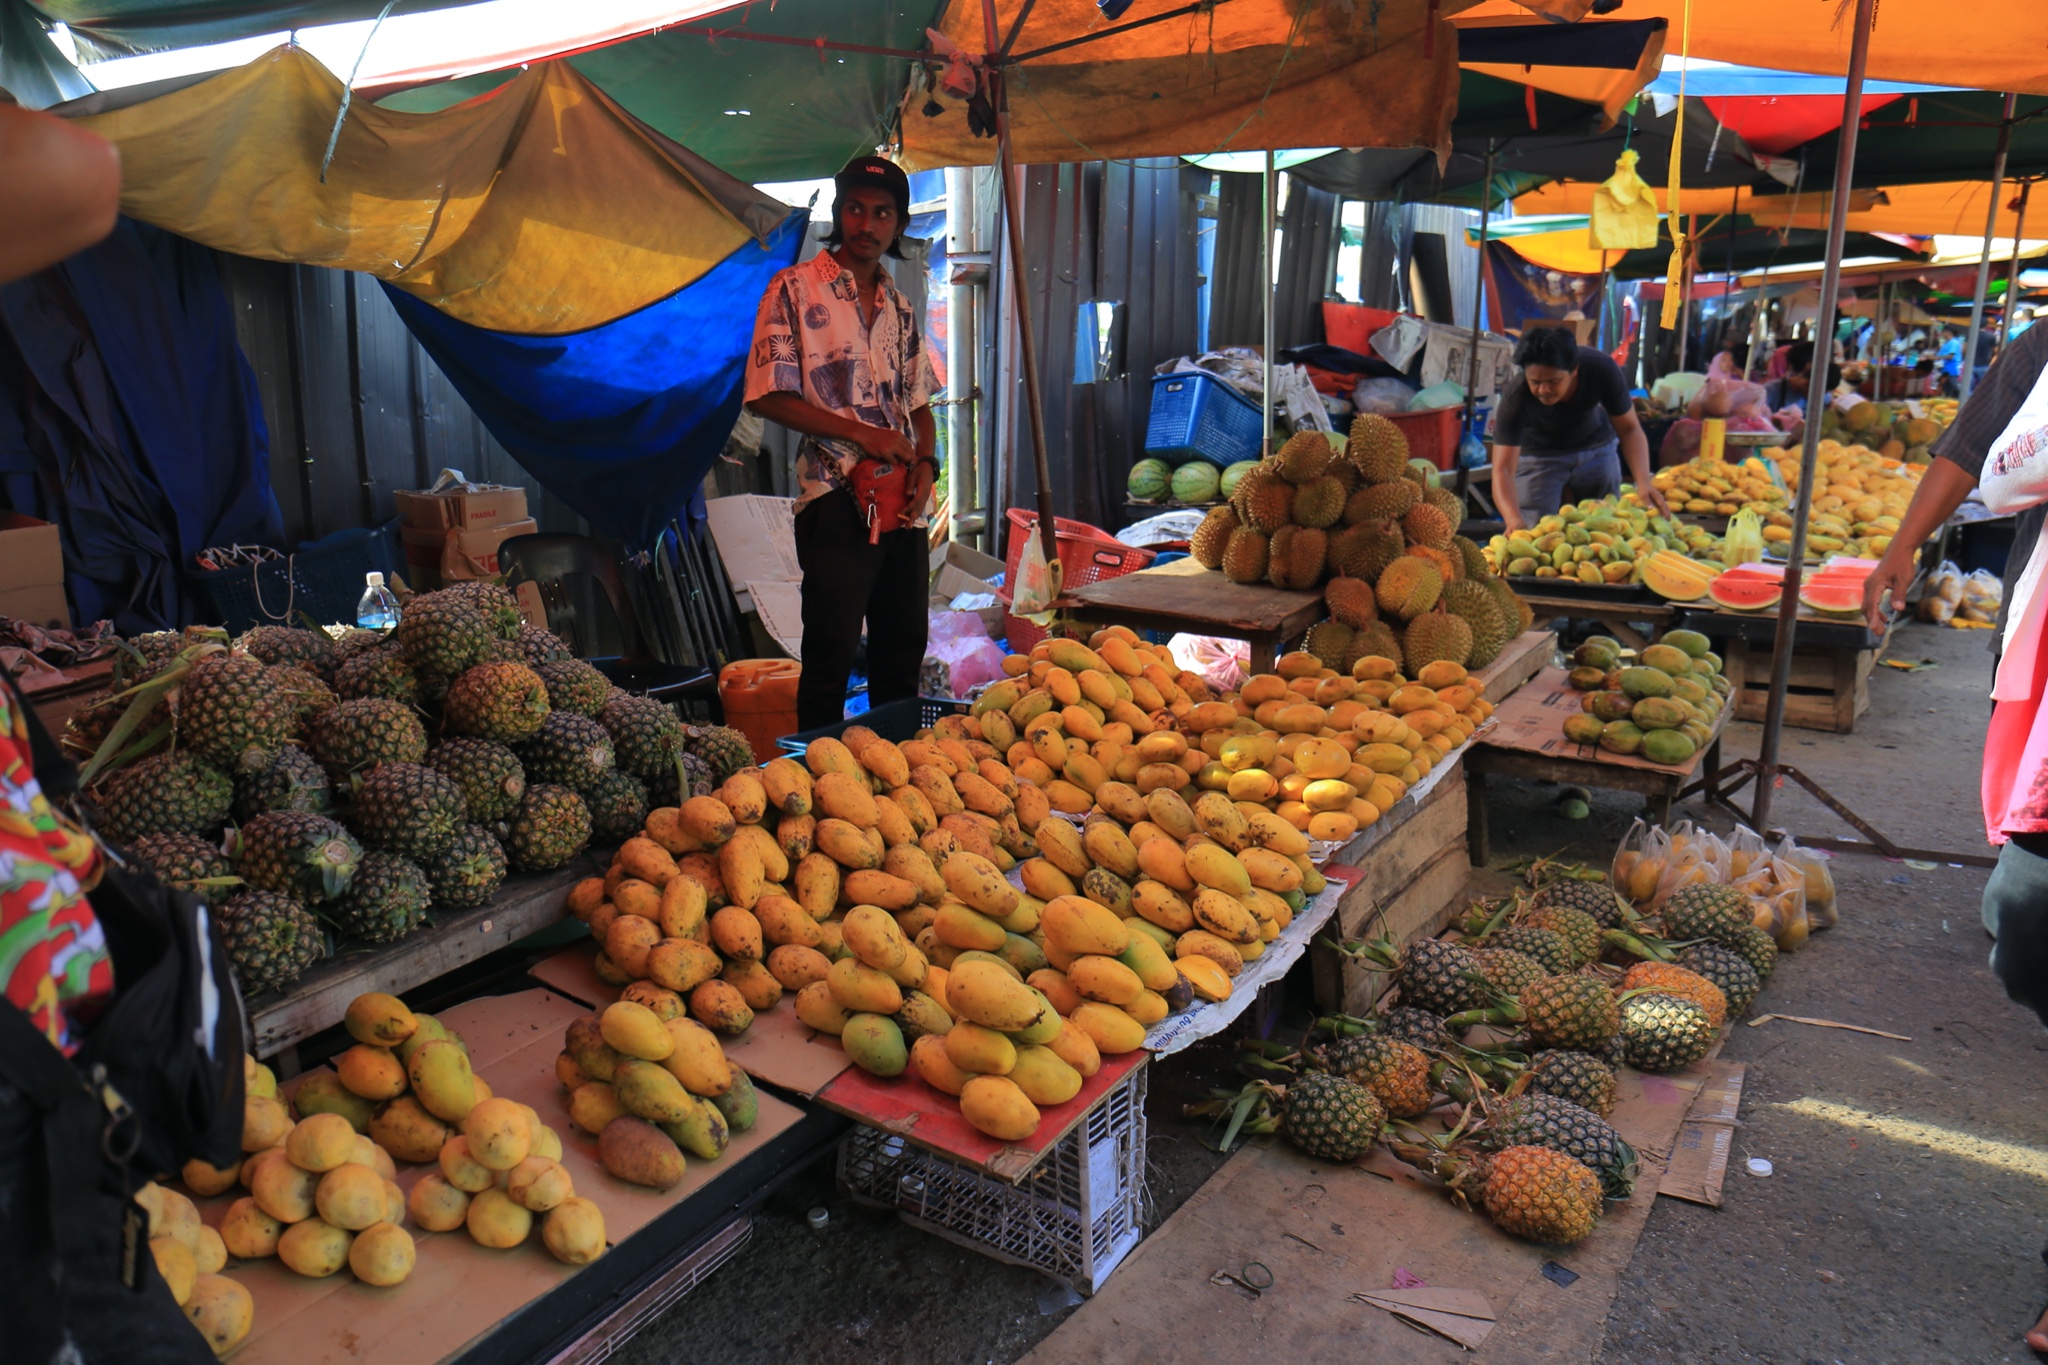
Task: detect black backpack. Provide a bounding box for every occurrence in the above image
[0,675,246,1270]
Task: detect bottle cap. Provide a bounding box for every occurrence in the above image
[366,572,385,587]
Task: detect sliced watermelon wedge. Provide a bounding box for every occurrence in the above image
[1798,580,1866,617]
[1707,573,1783,612]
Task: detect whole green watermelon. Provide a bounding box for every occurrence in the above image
[1219,460,1260,500]
[1170,460,1223,505]
[1127,457,1172,502]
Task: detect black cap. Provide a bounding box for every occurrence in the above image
[835,155,911,218]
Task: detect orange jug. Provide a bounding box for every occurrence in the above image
[719,659,802,762]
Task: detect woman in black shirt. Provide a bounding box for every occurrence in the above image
[1489,327,1668,532]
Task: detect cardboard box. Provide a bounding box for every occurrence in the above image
[0,512,67,628]
[929,541,1007,636]
[400,518,536,589]
[393,479,529,533]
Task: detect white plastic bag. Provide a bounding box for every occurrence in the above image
[1011,529,1062,617]
[1611,818,1669,907]
[1960,569,2004,624]
[1168,633,1248,694]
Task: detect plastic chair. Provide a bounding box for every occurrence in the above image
[496,533,722,717]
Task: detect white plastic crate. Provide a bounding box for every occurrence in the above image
[836,1062,1148,1295]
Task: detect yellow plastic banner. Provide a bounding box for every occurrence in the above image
[1590,150,1660,251]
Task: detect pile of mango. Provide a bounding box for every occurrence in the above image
[1654,441,1923,560]
[555,998,758,1190]
[1560,633,1729,766]
[1484,495,1719,585]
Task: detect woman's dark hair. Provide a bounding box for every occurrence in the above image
[820,192,910,260]
[1782,340,1816,375]
[1513,326,1583,371]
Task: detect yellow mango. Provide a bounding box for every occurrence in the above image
[599,1000,674,1062]
[1072,1001,1147,1054]
[827,956,905,1015]
[1066,954,1144,1006]
[959,1075,1041,1140]
[944,1022,1019,1076]
[795,980,853,1035]
[1040,895,1129,957]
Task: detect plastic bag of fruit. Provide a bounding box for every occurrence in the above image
[1778,836,1837,930]
[1960,569,2004,624]
[1611,817,1670,907]
[1652,821,1730,909]
[1724,824,1771,882]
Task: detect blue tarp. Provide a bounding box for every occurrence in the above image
[0,218,282,632]
[384,211,808,551]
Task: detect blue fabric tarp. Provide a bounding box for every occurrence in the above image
[0,218,282,632]
[384,211,808,551]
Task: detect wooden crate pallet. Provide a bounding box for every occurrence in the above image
[1723,636,1874,734]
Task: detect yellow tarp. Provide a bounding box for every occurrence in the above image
[1484,228,1626,275]
[1514,183,1884,218]
[899,0,1462,169]
[79,47,784,334]
[1746,182,2038,238]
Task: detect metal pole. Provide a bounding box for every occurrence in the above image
[1961,93,2017,402]
[946,166,977,544]
[1999,179,2033,352]
[1262,148,1275,456]
[1463,142,1495,454]
[982,1,1059,567]
[1753,0,1876,835]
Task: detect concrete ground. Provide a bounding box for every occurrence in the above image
[615,619,2038,1365]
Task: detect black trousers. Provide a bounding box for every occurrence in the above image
[793,488,929,730]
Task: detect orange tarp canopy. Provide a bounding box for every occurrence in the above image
[1746,182,2040,238]
[1512,184,1888,218]
[898,0,1463,169]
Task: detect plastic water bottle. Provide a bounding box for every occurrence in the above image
[356,572,400,630]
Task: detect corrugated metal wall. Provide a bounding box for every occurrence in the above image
[994,158,1207,537]
[1404,204,1482,334]
[212,253,590,547]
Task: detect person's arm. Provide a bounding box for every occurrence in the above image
[902,405,937,526]
[1491,444,1524,534]
[746,392,915,463]
[0,103,120,285]
[1863,455,1978,630]
[1610,407,1668,516]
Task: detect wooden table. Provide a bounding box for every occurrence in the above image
[1065,558,1323,673]
[1675,607,1897,734]
[1465,666,1733,864]
[1510,589,1678,651]
[1470,628,1556,704]
[247,863,589,1060]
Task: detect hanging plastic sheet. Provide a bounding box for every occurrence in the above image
[382,213,806,551]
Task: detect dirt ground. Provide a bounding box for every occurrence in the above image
[615,619,2042,1365]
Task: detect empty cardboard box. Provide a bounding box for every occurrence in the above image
[0,512,68,629]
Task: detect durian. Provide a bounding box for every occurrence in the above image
[1267,525,1328,591]
[1302,619,1354,671]
[1403,608,1474,670]
[1222,527,1271,584]
[1347,413,1409,484]
[1192,505,1239,570]
[1339,527,1406,584]
[1292,476,1347,530]
[1442,579,1512,669]
[1324,576,1379,629]
[1402,502,1454,551]
[1375,557,1443,621]
[1236,468,1295,534]
[1345,480,1420,525]
[1276,431,1333,485]
[1354,620,1405,673]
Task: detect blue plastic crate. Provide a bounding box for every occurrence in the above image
[1143,371,1262,468]
[775,696,970,755]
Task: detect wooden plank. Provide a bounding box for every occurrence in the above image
[247,865,586,1058]
[1327,766,1468,895]
[1469,629,1556,704]
[1330,845,1473,1016]
[1067,558,1325,634]
[1477,667,1727,779]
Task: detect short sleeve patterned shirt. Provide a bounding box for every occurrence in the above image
[743,249,938,516]
[0,680,112,1053]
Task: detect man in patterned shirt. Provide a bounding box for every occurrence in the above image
[746,156,939,730]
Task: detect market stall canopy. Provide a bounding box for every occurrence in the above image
[1453,11,1665,126]
[1479,215,1925,281]
[19,0,478,56]
[896,0,1460,169]
[1790,92,2048,188]
[71,45,793,333]
[1746,182,2042,239]
[1514,183,1884,218]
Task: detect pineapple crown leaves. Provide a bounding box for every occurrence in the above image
[1602,926,1681,962]
[1184,1081,1282,1152]
[77,644,236,787]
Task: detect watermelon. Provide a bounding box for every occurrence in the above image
[1170,460,1223,505]
[1798,580,1865,618]
[1127,457,1172,502]
[1706,572,1783,612]
[1219,460,1260,499]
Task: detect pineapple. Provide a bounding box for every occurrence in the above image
[348,762,467,862]
[1518,903,1603,967]
[329,850,431,944]
[1676,943,1762,1016]
[1319,1034,1434,1118]
[599,694,686,784]
[395,588,503,678]
[1621,961,1727,1028]
[1659,884,1754,946]
[517,623,573,666]
[506,785,591,871]
[1518,975,1620,1052]
[1398,937,1487,1015]
[1473,948,1546,999]
[421,824,508,908]
[111,630,188,687]
[230,811,363,902]
[443,662,551,743]
[219,889,324,996]
[233,745,333,822]
[427,738,527,824]
[1280,1072,1386,1162]
[1617,993,1715,1072]
[309,698,428,778]
[180,653,297,774]
[333,642,420,705]
[1485,925,1574,976]
[1526,1050,1618,1118]
[682,725,758,785]
[1729,925,1779,982]
[585,770,650,845]
[329,627,388,661]
[533,659,611,718]
[93,751,233,843]
[1484,1092,1638,1198]
[62,687,170,761]
[128,832,235,895]
[515,713,615,792]
[1379,1006,1454,1051]
[645,752,713,807]
[1480,1144,1603,1244]
[235,626,335,678]
[441,582,524,638]
[1528,878,1628,930]
[270,666,338,735]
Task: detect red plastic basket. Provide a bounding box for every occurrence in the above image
[1386,405,1462,472]
[1000,510,1154,651]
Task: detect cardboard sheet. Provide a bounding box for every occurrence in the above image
[1658,1061,1746,1208]
[213,989,805,1365]
[703,494,805,655]
[528,943,856,1098]
[1479,666,1728,776]
[814,1050,1146,1183]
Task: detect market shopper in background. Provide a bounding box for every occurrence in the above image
[1490,325,1668,533]
[1861,320,2048,1356]
[745,155,939,731]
